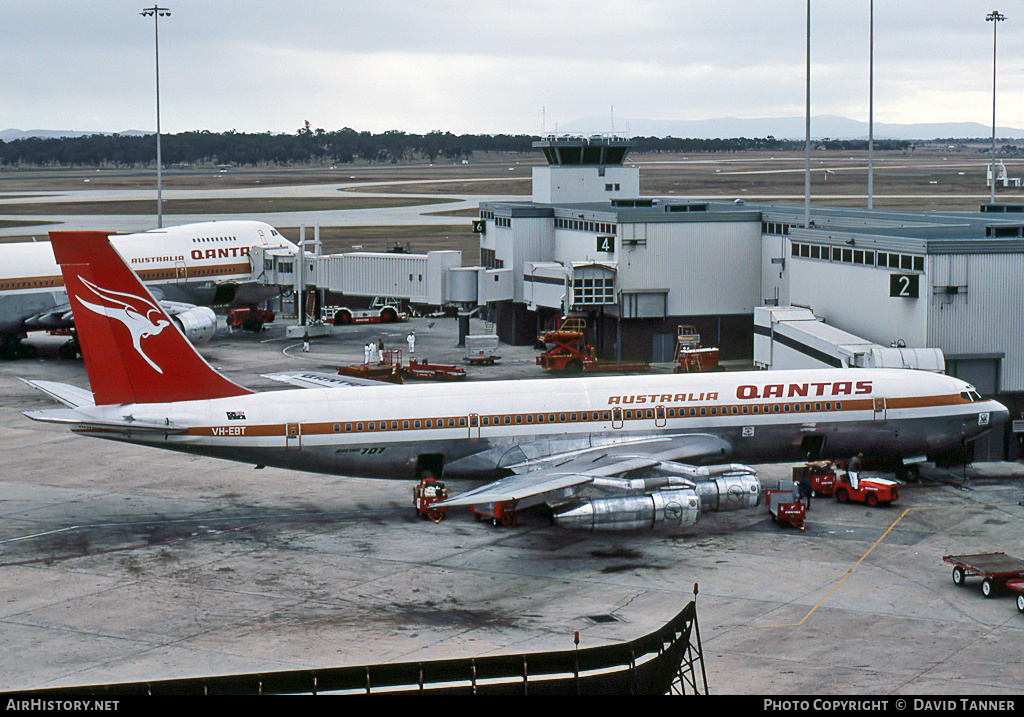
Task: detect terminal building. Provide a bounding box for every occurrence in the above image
[474,135,1024,461]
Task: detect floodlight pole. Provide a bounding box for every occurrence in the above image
[804,0,811,228]
[868,0,874,209]
[141,5,171,228]
[987,10,1005,206]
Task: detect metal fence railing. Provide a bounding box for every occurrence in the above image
[18,590,707,696]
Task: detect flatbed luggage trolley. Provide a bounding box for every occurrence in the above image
[765,487,806,530]
[943,552,1024,602]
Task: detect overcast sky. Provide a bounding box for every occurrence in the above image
[3,1,1023,136]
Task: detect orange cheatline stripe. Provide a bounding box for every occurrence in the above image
[184,393,968,439]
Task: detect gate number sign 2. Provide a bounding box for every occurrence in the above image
[890,273,919,298]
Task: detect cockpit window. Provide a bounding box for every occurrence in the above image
[961,391,984,402]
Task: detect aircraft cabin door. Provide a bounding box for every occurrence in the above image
[655,405,667,428]
[872,397,887,424]
[468,413,480,442]
[175,260,187,282]
[612,407,624,429]
[285,422,302,450]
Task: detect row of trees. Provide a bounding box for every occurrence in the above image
[0,127,913,168]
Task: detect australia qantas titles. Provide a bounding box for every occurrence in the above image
[608,379,872,406]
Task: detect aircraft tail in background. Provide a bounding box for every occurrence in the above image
[49,231,253,406]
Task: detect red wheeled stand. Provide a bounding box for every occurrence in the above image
[413,478,448,523]
[471,501,518,527]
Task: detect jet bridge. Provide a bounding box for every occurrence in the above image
[251,244,512,309]
[754,306,944,372]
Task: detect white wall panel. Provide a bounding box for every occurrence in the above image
[928,253,1024,391]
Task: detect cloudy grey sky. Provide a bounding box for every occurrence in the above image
[3,1,1023,136]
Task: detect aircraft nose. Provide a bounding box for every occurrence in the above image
[990,401,1010,428]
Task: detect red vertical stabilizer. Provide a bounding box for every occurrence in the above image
[50,231,253,405]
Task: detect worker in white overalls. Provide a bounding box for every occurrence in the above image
[407,331,416,355]
[847,453,863,490]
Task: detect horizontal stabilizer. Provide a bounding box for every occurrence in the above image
[21,379,94,409]
[262,372,391,389]
[23,409,187,433]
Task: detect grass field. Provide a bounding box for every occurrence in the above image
[3,147,1024,252]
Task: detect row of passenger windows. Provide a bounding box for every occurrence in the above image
[0,278,59,289]
[192,236,238,243]
[333,401,848,432]
[139,266,238,279]
[791,242,925,272]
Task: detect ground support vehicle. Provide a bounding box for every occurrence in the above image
[765,487,806,529]
[471,501,518,527]
[464,334,501,365]
[337,363,404,384]
[323,299,405,326]
[673,325,720,373]
[228,307,275,332]
[338,349,465,383]
[944,553,1024,600]
[793,462,839,497]
[403,357,467,381]
[536,317,649,374]
[834,472,898,506]
[413,478,448,522]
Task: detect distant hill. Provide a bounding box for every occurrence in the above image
[0,129,148,141]
[560,115,1024,141]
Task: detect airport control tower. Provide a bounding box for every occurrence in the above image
[532,135,640,204]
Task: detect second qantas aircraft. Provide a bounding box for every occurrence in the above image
[0,220,296,358]
[23,231,1009,531]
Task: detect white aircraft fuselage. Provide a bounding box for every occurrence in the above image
[0,220,294,345]
[40,367,1005,481]
[23,230,1009,531]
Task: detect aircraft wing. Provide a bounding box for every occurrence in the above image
[22,299,202,333]
[440,472,595,507]
[442,433,745,509]
[262,371,393,389]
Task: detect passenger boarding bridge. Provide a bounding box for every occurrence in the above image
[249,232,514,318]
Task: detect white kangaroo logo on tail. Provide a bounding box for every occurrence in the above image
[75,276,171,373]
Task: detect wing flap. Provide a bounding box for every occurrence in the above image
[441,473,593,507]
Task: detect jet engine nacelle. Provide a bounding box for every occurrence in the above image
[693,473,762,512]
[170,306,217,345]
[552,489,700,531]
